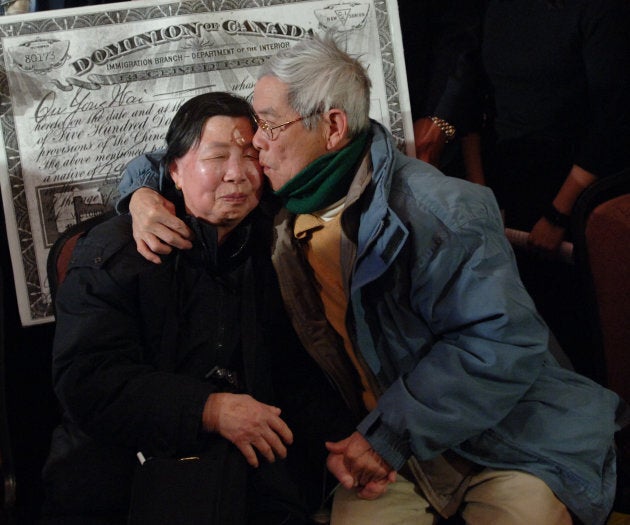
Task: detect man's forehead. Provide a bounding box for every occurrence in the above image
[253,76,289,115]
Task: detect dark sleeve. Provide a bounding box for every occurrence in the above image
[260,235,357,445]
[52,217,214,458]
[576,0,630,176]
[253,233,356,511]
[401,0,484,132]
[115,150,168,214]
[271,313,357,512]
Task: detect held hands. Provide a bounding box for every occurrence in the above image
[128,187,193,264]
[528,217,566,254]
[202,393,293,468]
[326,432,396,500]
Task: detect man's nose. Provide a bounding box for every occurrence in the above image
[252,127,266,150]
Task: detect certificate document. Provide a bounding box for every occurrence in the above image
[0,0,411,325]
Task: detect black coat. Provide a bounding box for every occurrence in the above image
[42,207,306,520]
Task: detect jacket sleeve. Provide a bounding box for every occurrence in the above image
[52,225,215,458]
[401,0,484,132]
[116,150,167,213]
[356,183,550,469]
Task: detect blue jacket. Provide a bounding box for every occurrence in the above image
[269,122,624,525]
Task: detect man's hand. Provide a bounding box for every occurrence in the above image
[326,432,396,499]
[413,117,447,166]
[202,393,293,468]
[128,187,193,263]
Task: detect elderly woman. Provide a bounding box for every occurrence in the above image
[41,92,316,525]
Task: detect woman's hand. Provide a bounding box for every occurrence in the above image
[202,393,293,468]
[413,117,447,166]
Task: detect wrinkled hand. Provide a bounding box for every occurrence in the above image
[528,217,566,255]
[413,117,446,166]
[326,432,396,499]
[202,393,293,468]
[128,187,193,263]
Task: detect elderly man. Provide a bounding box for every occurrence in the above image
[119,35,625,525]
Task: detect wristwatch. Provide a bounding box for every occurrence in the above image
[430,116,456,143]
[543,204,571,229]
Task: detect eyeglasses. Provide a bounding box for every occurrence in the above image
[252,111,321,141]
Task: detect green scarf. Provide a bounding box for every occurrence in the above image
[274,131,369,214]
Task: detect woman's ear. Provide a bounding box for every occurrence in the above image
[169,160,182,190]
[325,109,350,151]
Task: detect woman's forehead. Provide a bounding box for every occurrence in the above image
[199,116,254,145]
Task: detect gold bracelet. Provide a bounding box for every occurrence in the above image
[430,116,456,143]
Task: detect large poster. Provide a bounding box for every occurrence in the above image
[0,0,412,325]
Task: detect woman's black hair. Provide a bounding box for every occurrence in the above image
[163,92,255,167]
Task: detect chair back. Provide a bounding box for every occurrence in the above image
[572,169,630,402]
[47,211,115,309]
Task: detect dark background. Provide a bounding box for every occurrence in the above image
[1,198,60,525]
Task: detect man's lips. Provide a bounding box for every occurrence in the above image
[259,158,270,172]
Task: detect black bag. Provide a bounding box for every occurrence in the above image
[128,440,248,525]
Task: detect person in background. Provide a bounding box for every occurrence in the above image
[476,0,630,376]
[41,92,336,525]
[118,35,626,525]
[398,0,485,183]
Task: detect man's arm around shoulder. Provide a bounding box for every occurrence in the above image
[116,151,192,264]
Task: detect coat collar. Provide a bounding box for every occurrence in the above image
[350,121,409,295]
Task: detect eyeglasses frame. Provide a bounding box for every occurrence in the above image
[252,111,323,141]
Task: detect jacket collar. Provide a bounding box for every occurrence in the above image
[183,214,253,275]
[350,121,409,294]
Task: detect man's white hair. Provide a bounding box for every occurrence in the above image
[258,33,372,138]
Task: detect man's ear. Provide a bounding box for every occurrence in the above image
[325,109,350,151]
